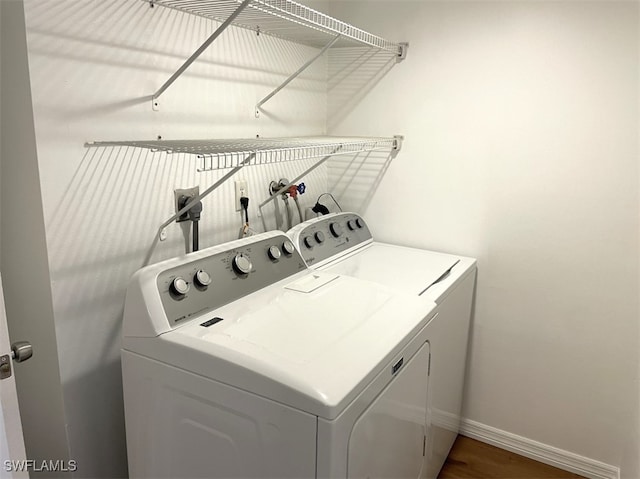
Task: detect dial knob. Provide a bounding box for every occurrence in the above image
[194,269,211,287]
[329,222,343,238]
[347,219,357,231]
[171,277,190,296]
[282,240,295,256]
[268,245,282,261]
[303,236,314,249]
[314,231,325,244]
[232,254,252,275]
[355,218,364,228]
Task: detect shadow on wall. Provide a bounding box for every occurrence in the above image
[63,358,128,478]
[42,145,201,478]
[328,149,396,214]
[24,1,402,476]
[44,143,329,476]
[328,47,399,131]
[24,0,327,129]
[45,144,330,347]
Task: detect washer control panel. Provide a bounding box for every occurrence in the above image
[157,235,305,327]
[289,213,373,266]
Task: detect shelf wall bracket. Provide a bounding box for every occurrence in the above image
[255,33,342,118]
[397,42,409,62]
[151,0,252,110]
[393,135,403,152]
[257,147,341,230]
[157,152,256,240]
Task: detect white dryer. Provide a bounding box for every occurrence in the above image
[122,230,439,479]
[288,213,477,479]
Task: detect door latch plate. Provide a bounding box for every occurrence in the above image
[0,354,11,379]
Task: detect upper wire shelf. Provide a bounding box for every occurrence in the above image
[86,136,402,172]
[149,0,404,54]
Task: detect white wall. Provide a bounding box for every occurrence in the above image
[19,0,338,476]
[327,0,639,474]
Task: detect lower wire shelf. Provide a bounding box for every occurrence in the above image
[85,135,402,171]
[85,135,402,242]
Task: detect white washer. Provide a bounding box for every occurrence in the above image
[288,213,477,479]
[122,230,439,479]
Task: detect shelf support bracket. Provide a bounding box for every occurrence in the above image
[255,34,342,118]
[393,135,403,152]
[151,0,252,110]
[157,152,256,240]
[397,42,409,62]
[257,147,341,230]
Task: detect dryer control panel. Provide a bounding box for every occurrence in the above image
[288,213,373,267]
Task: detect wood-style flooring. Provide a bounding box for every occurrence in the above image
[438,436,587,479]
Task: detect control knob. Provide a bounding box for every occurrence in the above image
[282,240,295,256]
[232,253,252,275]
[303,236,314,249]
[329,222,343,238]
[315,231,325,244]
[194,269,212,287]
[347,219,357,231]
[170,277,190,297]
[268,245,282,261]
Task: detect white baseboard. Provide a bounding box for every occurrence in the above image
[459,418,620,479]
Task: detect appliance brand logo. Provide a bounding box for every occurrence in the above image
[392,357,404,375]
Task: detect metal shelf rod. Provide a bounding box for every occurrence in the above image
[152,0,251,104]
[255,33,341,116]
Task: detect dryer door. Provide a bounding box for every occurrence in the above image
[347,342,430,479]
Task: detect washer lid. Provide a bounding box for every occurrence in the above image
[140,272,435,419]
[286,213,471,298]
[323,243,460,296]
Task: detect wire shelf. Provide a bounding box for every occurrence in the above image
[149,0,403,54]
[86,136,401,172]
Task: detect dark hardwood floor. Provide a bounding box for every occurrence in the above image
[438,436,587,479]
